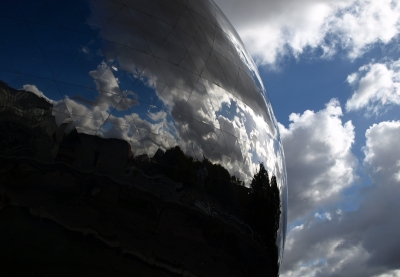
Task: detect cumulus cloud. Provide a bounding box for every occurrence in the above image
[281,120,400,277]
[214,0,400,65]
[346,59,400,114]
[279,99,357,222]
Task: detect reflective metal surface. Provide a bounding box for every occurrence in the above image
[0,0,287,275]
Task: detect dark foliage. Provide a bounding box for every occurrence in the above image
[135,147,281,246]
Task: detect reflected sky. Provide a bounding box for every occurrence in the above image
[0,0,287,260]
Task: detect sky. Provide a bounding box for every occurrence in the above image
[0,0,398,274]
[214,0,400,276]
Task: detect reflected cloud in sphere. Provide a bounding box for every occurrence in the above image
[0,0,287,276]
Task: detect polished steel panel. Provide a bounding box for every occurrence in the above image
[0,0,287,276]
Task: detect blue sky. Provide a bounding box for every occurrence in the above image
[215,0,400,276]
[1,0,398,274]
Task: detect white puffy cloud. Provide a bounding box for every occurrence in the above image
[214,0,400,65]
[331,0,400,59]
[280,120,400,277]
[346,59,400,114]
[279,99,357,221]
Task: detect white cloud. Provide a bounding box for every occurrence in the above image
[363,121,400,184]
[281,120,400,277]
[378,270,400,277]
[279,99,357,221]
[315,212,332,221]
[22,84,53,104]
[346,59,400,114]
[332,0,400,59]
[214,0,400,65]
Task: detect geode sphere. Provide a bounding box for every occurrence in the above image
[0,0,287,276]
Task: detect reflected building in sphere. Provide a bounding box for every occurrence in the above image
[0,0,287,276]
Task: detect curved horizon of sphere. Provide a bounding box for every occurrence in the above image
[0,0,287,275]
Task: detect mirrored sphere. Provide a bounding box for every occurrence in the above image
[0,0,287,276]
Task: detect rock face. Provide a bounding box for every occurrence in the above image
[0,0,287,276]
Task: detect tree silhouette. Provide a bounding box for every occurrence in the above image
[248,163,281,244]
[246,163,281,275]
[250,163,270,197]
[270,175,281,242]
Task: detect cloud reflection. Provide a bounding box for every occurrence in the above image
[3,0,287,262]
